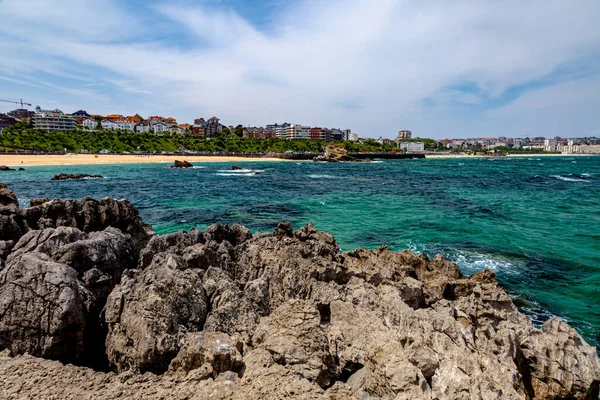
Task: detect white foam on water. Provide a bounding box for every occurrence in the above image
[192,166,207,169]
[215,172,256,176]
[308,174,337,179]
[550,175,589,182]
[582,173,591,177]
[217,169,264,173]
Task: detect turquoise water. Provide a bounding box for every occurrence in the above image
[3,156,599,348]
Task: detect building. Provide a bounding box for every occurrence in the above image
[152,122,168,135]
[192,116,222,137]
[136,123,151,133]
[82,119,98,130]
[544,139,557,152]
[71,110,92,123]
[348,133,359,141]
[33,110,76,132]
[285,124,310,140]
[7,108,35,119]
[330,129,345,141]
[399,141,425,152]
[0,114,17,132]
[101,119,135,131]
[310,127,332,141]
[274,126,287,139]
[396,130,412,141]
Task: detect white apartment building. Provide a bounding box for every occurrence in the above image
[544,139,557,152]
[285,124,310,139]
[152,122,168,135]
[33,111,76,132]
[348,133,359,141]
[274,126,287,138]
[136,124,151,133]
[101,120,135,131]
[82,119,98,130]
[399,141,425,152]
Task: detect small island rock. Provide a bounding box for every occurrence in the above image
[173,160,193,168]
[51,174,103,181]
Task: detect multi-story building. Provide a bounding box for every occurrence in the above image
[309,127,332,141]
[330,129,345,141]
[396,130,412,141]
[348,133,359,141]
[274,126,287,139]
[33,110,76,132]
[136,123,151,133]
[192,116,222,137]
[399,141,424,152]
[285,124,310,140]
[544,139,557,152]
[82,119,98,130]
[0,114,17,132]
[101,119,135,131]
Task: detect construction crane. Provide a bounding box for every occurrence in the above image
[0,99,32,108]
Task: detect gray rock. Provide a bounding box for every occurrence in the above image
[105,254,208,373]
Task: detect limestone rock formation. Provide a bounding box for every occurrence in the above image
[0,187,598,399]
[313,144,361,162]
[172,160,193,168]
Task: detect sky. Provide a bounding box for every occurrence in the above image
[1,0,599,139]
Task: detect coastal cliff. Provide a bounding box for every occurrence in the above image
[0,183,598,399]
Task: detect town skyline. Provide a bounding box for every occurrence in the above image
[1,1,599,140]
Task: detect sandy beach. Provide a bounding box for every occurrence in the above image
[0,154,293,167]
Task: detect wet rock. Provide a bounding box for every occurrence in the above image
[30,197,49,207]
[51,173,103,180]
[172,160,193,168]
[0,183,18,208]
[0,165,15,171]
[231,165,243,170]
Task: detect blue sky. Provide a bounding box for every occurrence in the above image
[1,0,599,139]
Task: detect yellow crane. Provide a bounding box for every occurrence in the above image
[0,99,32,108]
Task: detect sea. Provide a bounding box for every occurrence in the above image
[3,156,599,348]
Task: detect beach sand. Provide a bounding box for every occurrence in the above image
[0,154,293,167]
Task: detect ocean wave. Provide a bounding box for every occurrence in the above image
[215,172,256,177]
[217,169,264,173]
[308,174,338,179]
[550,175,589,182]
[191,166,207,169]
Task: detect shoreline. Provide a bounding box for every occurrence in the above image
[0,154,296,167]
[0,152,596,166]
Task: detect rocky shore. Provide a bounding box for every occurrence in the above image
[0,183,598,399]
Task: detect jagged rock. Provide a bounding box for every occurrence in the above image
[313,144,361,162]
[0,252,86,363]
[0,165,15,171]
[172,160,193,168]
[0,183,18,208]
[105,254,208,373]
[30,197,49,207]
[0,227,138,366]
[168,332,244,378]
[252,300,339,388]
[51,173,103,180]
[0,186,597,400]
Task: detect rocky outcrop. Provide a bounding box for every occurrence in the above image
[0,226,137,366]
[172,160,193,168]
[0,187,598,399]
[313,144,361,162]
[51,173,103,180]
[231,165,243,170]
[29,197,49,207]
[0,183,18,208]
[0,165,15,171]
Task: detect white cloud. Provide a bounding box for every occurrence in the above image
[0,0,599,137]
